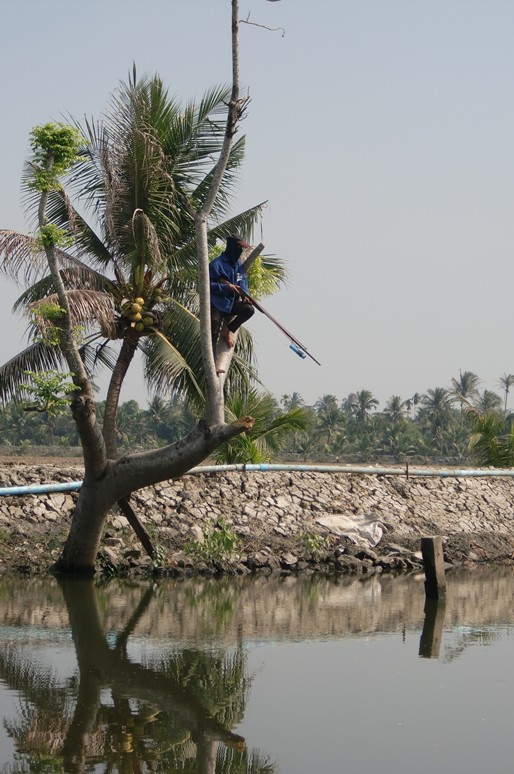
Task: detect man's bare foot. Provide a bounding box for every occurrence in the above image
[221,327,235,348]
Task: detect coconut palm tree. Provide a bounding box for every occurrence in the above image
[341,392,358,419]
[419,387,453,434]
[280,391,304,412]
[474,389,503,414]
[0,71,280,461]
[449,370,480,417]
[354,389,379,423]
[383,395,407,424]
[314,394,344,451]
[404,392,421,420]
[498,373,514,416]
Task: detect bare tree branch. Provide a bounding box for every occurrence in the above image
[241,11,285,36]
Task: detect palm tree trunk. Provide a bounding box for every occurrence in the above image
[103,333,139,459]
[197,737,219,774]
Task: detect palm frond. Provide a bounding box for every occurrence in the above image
[214,391,312,463]
[252,405,313,451]
[80,339,118,372]
[193,136,247,217]
[208,201,269,250]
[165,84,233,182]
[144,329,204,405]
[0,230,67,286]
[44,188,115,271]
[0,342,63,404]
[13,266,115,314]
[29,289,117,339]
[144,304,204,404]
[468,411,514,467]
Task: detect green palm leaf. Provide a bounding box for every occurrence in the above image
[214,390,312,463]
[0,342,63,403]
[468,410,514,467]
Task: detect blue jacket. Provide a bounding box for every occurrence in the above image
[209,251,249,314]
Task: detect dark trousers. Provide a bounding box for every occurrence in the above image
[211,301,255,352]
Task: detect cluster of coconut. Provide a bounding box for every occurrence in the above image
[119,293,165,334]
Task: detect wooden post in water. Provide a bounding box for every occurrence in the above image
[421,536,446,599]
[419,598,446,658]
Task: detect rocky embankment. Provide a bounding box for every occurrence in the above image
[0,463,514,575]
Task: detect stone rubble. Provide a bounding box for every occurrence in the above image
[0,464,513,575]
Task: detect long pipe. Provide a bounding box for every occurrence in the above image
[2,462,514,496]
[0,481,83,496]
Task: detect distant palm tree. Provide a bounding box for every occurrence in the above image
[449,370,480,415]
[341,392,358,419]
[420,387,453,430]
[498,373,514,415]
[280,392,304,412]
[314,394,343,447]
[383,395,407,424]
[404,392,421,420]
[354,389,379,423]
[474,389,502,414]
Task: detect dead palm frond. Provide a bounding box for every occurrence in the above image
[28,289,117,339]
[0,230,71,286]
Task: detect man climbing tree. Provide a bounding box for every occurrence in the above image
[210,233,255,354]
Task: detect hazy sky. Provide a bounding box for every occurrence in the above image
[2,0,514,409]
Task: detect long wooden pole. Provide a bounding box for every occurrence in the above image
[243,291,321,366]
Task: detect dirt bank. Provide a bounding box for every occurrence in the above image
[0,461,513,576]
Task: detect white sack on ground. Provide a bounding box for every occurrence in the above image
[315,512,390,548]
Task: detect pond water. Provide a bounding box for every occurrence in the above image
[0,568,513,773]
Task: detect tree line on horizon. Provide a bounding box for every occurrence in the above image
[2,370,513,467]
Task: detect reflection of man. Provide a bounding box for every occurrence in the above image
[209,233,255,351]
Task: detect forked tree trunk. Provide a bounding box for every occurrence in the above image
[52,417,253,573]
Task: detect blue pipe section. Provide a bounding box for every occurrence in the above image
[1,463,514,496]
[187,463,514,478]
[0,481,83,496]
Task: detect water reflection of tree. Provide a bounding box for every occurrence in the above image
[0,579,275,773]
[0,647,73,770]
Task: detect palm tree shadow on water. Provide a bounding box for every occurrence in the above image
[0,579,276,773]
